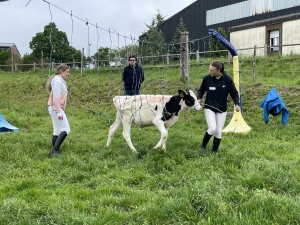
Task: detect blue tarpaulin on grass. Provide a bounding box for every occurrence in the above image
[0,113,19,132]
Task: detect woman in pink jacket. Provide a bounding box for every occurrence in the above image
[46,64,70,157]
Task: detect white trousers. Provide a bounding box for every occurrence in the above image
[204,109,227,139]
[48,106,70,136]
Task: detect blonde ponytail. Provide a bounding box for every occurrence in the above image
[45,74,56,93]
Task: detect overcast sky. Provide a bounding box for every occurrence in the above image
[0,0,196,56]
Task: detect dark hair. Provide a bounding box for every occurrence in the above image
[128,55,137,61]
[211,61,224,73]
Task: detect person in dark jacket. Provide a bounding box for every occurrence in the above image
[197,61,240,155]
[122,55,144,95]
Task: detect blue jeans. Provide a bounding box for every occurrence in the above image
[124,90,140,95]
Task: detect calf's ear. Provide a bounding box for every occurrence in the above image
[178,90,185,98]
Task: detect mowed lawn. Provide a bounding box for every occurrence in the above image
[1,56,300,224]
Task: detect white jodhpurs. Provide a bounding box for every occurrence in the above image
[204,109,227,139]
[48,106,70,136]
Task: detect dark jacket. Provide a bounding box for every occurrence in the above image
[197,72,240,112]
[260,87,289,125]
[122,64,144,91]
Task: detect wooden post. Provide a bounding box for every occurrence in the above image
[15,63,17,72]
[51,62,54,71]
[180,31,189,80]
[252,45,257,83]
[114,57,117,69]
[166,53,170,69]
[196,50,199,66]
[41,51,44,71]
[34,62,36,72]
[81,48,84,77]
[228,51,231,65]
[264,43,267,61]
[11,53,14,76]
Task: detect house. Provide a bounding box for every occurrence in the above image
[0,43,21,58]
[155,0,300,56]
[229,12,300,56]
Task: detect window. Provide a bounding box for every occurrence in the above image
[270,30,279,51]
[266,24,281,54]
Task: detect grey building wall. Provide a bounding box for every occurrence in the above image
[155,0,300,52]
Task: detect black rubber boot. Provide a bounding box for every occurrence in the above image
[52,135,58,147]
[199,132,212,155]
[212,137,221,154]
[48,131,67,158]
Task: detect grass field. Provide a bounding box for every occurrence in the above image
[1,56,300,224]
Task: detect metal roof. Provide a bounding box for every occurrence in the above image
[0,43,21,58]
[0,43,15,48]
[228,11,300,32]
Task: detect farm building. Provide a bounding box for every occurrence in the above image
[0,43,21,58]
[157,0,300,56]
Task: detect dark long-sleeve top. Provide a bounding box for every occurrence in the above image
[122,64,144,91]
[197,72,240,112]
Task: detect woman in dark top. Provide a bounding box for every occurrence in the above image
[197,61,240,155]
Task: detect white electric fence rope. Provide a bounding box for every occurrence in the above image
[41,0,241,123]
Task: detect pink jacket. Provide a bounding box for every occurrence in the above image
[47,75,68,115]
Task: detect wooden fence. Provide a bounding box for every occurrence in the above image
[2,42,300,80]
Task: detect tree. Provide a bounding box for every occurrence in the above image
[140,10,166,61]
[92,47,110,66]
[0,51,10,65]
[0,51,11,72]
[20,53,39,71]
[29,22,71,63]
[65,47,82,67]
[154,9,165,27]
[170,17,188,58]
[209,27,228,58]
[22,53,38,64]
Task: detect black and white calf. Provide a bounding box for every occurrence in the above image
[106,89,202,152]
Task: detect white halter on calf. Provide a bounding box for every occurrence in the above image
[106,89,202,152]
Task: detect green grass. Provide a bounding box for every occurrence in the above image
[1,56,300,224]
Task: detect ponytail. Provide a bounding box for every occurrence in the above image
[220,62,224,72]
[45,63,69,93]
[45,74,56,93]
[211,61,225,73]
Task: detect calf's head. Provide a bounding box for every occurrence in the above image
[178,89,202,110]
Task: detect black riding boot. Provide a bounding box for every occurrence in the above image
[52,135,58,147]
[199,132,212,155]
[48,131,67,158]
[212,137,221,154]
